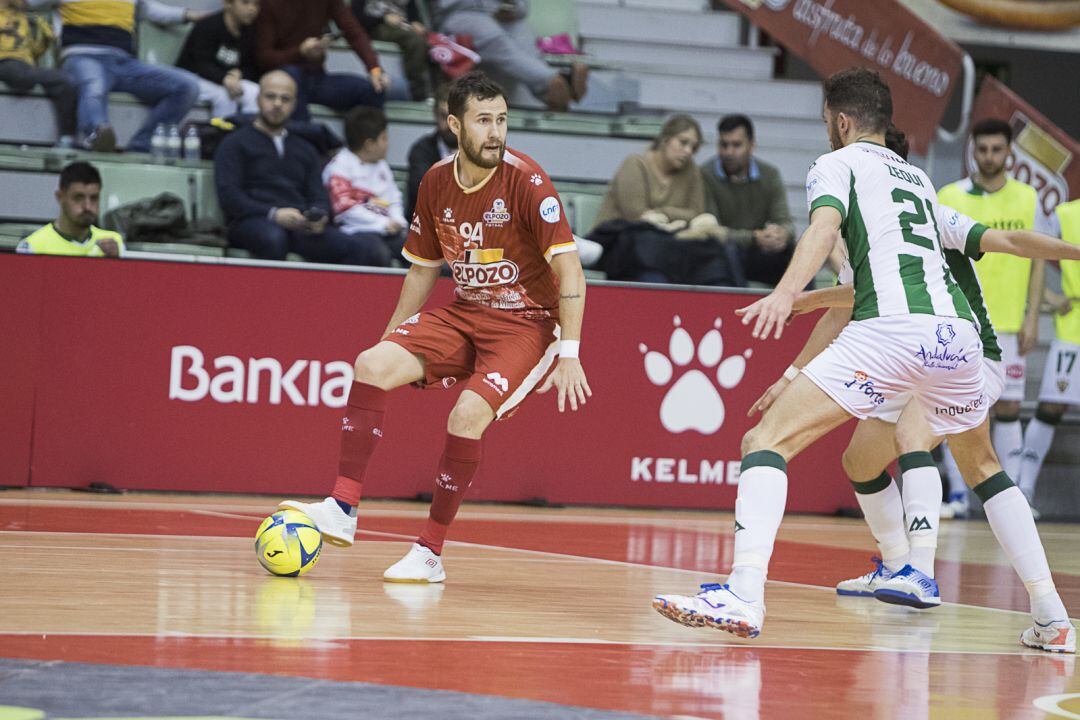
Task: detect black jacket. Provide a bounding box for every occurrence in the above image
[177,11,258,84]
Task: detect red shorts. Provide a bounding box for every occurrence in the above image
[386,301,559,418]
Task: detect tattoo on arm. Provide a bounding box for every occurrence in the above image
[560,293,582,300]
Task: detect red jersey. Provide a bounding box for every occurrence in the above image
[404,148,577,320]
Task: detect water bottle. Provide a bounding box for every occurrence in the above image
[182,125,202,162]
[150,123,167,164]
[165,124,182,165]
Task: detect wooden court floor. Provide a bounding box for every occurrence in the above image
[2,490,1079,719]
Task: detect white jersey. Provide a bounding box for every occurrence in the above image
[838,202,998,361]
[807,141,974,323]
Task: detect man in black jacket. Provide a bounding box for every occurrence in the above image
[404,83,456,219]
[214,70,391,266]
[177,0,261,118]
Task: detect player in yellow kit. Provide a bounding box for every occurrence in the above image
[936,119,1047,517]
[1013,198,1080,508]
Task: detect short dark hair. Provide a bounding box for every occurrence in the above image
[344,106,388,151]
[823,67,893,134]
[59,161,101,190]
[717,114,754,141]
[884,124,909,160]
[971,118,1012,144]
[448,70,505,119]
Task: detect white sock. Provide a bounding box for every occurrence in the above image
[728,451,788,603]
[850,472,908,571]
[992,419,1023,484]
[940,442,966,497]
[978,475,1068,620]
[1018,417,1057,504]
[899,452,941,577]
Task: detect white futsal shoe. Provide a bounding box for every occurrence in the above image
[940,491,969,520]
[652,583,764,638]
[278,497,356,547]
[873,564,942,609]
[836,557,896,597]
[1021,619,1076,654]
[383,543,446,583]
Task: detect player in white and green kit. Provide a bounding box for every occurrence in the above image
[754,127,1077,652]
[652,68,995,640]
[937,119,1048,517]
[1014,198,1080,506]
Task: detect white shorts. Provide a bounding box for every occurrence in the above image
[802,315,987,435]
[1037,339,1080,405]
[871,358,1005,425]
[997,333,1026,402]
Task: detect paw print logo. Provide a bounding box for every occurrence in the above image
[640,316,751,434]
[530,173,543,186]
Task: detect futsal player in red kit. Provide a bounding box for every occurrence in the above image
[280,71,591,582]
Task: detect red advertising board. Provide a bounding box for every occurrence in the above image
[4,254,856,514]
[966,75,1080,220]
[718,0,965,154]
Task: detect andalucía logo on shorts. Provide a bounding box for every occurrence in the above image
[917,323,969,370]
[640,316,751,434]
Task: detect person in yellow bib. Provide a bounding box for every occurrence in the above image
[1014,198,1080,511]
[17,162,123,258]
[936,118,1048,518]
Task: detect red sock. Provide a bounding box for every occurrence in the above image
[417,433,482,555]
[332,381,387,507]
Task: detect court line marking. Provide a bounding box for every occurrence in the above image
[1,519,1059,621]
[0,629,1065,658]
[4,496,1078,539]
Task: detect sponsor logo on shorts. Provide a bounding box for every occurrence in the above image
[916,324,970,370]
[934,395,984,416]
[843,370,886,406]
[1058,379,1070,393]
[441,377,458,389]
[403,314,420,325]
[484,371,509,395]
[483,198,511,227]
[393,328,409,335]
[452,258,520,287]
[1007,364,1024,379]
[539,196,561,224]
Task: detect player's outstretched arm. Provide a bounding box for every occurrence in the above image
[980,229,1080,261]
[537,252,592,412]
[380,264,441,339]
[738,206,842,340]
[791,284,855,315]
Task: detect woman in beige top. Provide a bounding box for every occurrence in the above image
[593,114,710,229]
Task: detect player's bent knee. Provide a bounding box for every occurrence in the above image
[353,346,394,385]
[447,395,495,438]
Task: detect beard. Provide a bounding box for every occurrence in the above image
[977,158,1006,177]
[828,121,843,152]
[459,127,504,169]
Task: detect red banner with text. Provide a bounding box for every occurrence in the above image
[717,0,965,154]
[966,75,1080,223]
[3,255,856,514]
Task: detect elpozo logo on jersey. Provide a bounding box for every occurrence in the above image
[452,247,520,287]
[483,198,511,227]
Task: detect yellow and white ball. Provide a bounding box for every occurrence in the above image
[255,509,322,576]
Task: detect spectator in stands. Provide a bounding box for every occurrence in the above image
[433,0,586,112]
[590,114,742,286]
[25,0,202,153]
[405,82,455,219]
[322,106,402,265]
[700,114,795,287]
[255,0,390,123]
[214,70,390,266]
[176,0,261,119]
[352,0,432,102]
[0,0,77,147]
[17,161,123,257]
